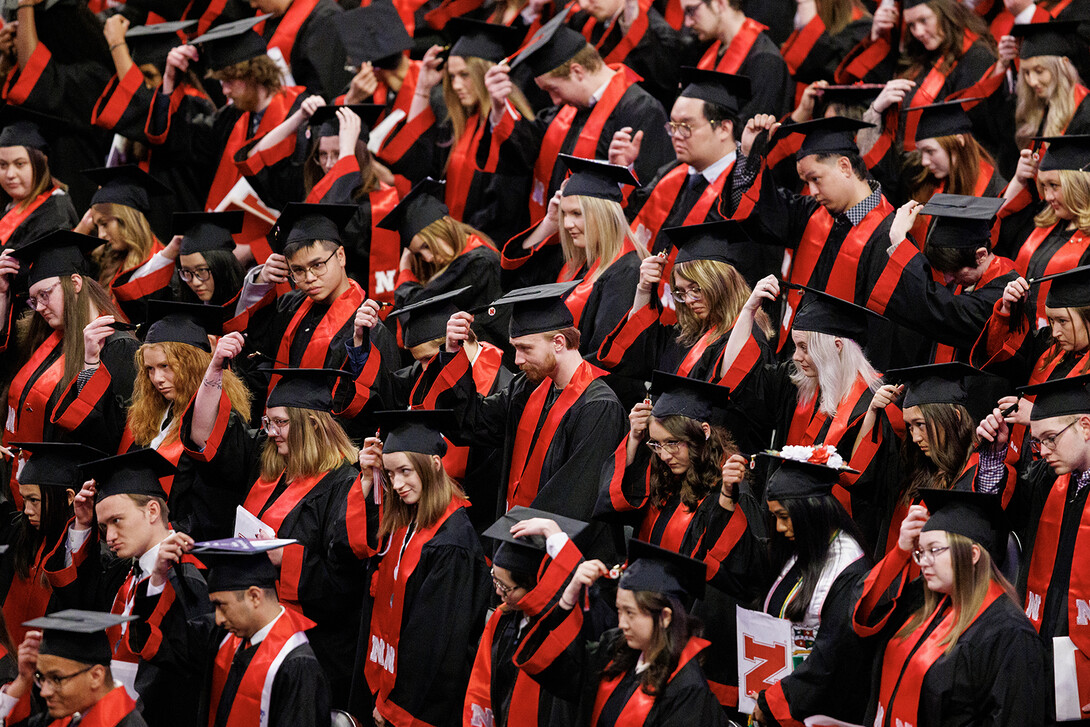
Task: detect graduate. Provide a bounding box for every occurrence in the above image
[171,212,248,307]
[853,490,1047,725]
[335,4,421,117]
[0,120,78,256]
[779,0,872,107]
[351,410,490,727]
[43,449,209,727]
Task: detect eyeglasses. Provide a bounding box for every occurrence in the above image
[1029,420,1078,455]
[25,281,62,310]
[288,250,338,282]
[261,416,290,435]
[646,440,685,455]
[179,266,212,282]
[34,666,93,689]
[681,2,703,18]
[664,121,711,140]
[671,284,702,303]
[911,546,950,566]
[491,568,516,596]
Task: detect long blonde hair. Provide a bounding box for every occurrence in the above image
[1015,56,1081,148]
[816,0,870,36]
[128,341,251,446]
[259,408,358,482]
[90,203,156,285]
[673,259,773,346]
[1035,169,1090,232]
[377,450,466,539]
[789,330,882,416]
[409,216,493,283]
[558,195,646,283]
[442,55,535,157]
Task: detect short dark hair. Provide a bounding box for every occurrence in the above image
[556,327,581,350]
[925,242,981,273]
[701,101,738,137]
[811,152,872,182]
[233,587,278,602]
[209,55,282,92]
[284,238,341,260]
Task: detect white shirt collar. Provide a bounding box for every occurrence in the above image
[250,606,286,646]
[635,654,650,674]
[692,149,737,184]
[589,77,612,106]
[1014,3,1037,24]
[137,532,174,579]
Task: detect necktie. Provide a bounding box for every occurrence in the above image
[679,174,709,213]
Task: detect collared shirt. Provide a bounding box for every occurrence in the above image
[589,77,613,108]
[842,182,883,227]
[1014,3,1038,24]
[250,606,287,646]
[689,148,759,212]
[978,444,1090,496]
[693,150,736,185]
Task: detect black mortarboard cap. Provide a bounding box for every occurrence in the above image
[143,300,224,351]
[389,286,472,348]
[1013,20,1085,62]
[886,362,980,409]
[191,538,294,592]
[920,489,1006,561]
[174,211,243,255]
[27,610,136,666]
[484,506,589,575]
[337,2,412,65]
[1021,374,1090,420]
[0,116,48,153]
[189,15,269,71]
[665,219,751,268]
[13,442,106,489]
[509,9,584,77]
[650,370,730,426]
[491,281,577,338]
[83,448,173,501]
[1034,135,1090,172]
[374,409,453,456]
[620,539,705,601]
[760,452,857,501]
[126,19,197,69]
[920,193,1004,249]
[10,230,100,286]
[678,67,751,116]
[376,178,449,245]
[266,368,355,411]
[447,18,524,62]
[788,283,886,344]
[307,104,384,140]
[774,116,873,158]
[817,84,883,112]
[85,165,171,215]
[559,155,640,202]
[271,203,356,252]
[908,98,976,142]
[1033,265,1090,309]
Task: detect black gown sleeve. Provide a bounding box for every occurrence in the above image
[268,645,333,727]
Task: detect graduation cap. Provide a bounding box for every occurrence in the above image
[265,368,355,411]
[191,538,294,592]
[559,155,640,203]
[490,281,577,339]
[10,229,100,286]
[677,67,751,116]
[0,118,48,153]
[664,219,750,268]
[886,361,983,410]
[759,451,857,501]
[908,99,977,142]
[619,539,705,602]
[447,18,524,63]
[649,370,731,426]
[773,116,873,158]
[787,283,886,345]
[307,104,385,140]
[174,211,244,256]
[920,488,1006,561]
[82,448,173,501]
[1032,265,1090,309]
[85,165,172,215]
[126,19,198,68]
[920,194,1005,250]
[388,285,472,348]
[373,409,454,457]
[376,178,448,246]
[11,442,106,490]
[188,15,270,71]
[337,2,412,67]
[508,8,583,77]
[25,610,137,666]
[484,506,589,575]
[143,300,224,351]
[1033,135,1090,172]
[1019,373,1090,421]
[1013,20,1085,63]
[271,203,356,253]
[817,84,883,112]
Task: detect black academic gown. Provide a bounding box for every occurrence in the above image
[0,194,79,255]
[259,0,351,97]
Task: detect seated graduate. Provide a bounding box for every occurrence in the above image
[512,539,728,726]
[853,490,1047,725]
[0,120,78,256]
[13,611,148,727]
[171,212,247,308]
[137,537,332,727]
[351,410,489,727]
[464,508,586,727]
[44,449,208,727]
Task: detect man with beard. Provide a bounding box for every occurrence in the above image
[421,282,628,560]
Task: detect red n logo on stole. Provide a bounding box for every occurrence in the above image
[742,636,788,695]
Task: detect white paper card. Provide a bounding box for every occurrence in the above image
[737,607,794,714]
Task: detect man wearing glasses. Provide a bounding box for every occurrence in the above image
[977,373,1090,723]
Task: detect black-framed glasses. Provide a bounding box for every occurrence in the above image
[912,546,950,566]
[25,281,62,310]
[288,250,337,282]
[671,284,702,303]
[179,266,212,282]
[34,665,93,689]
[646,440,684,455]
[491,568,515,595]
[1029,420,1078,455]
